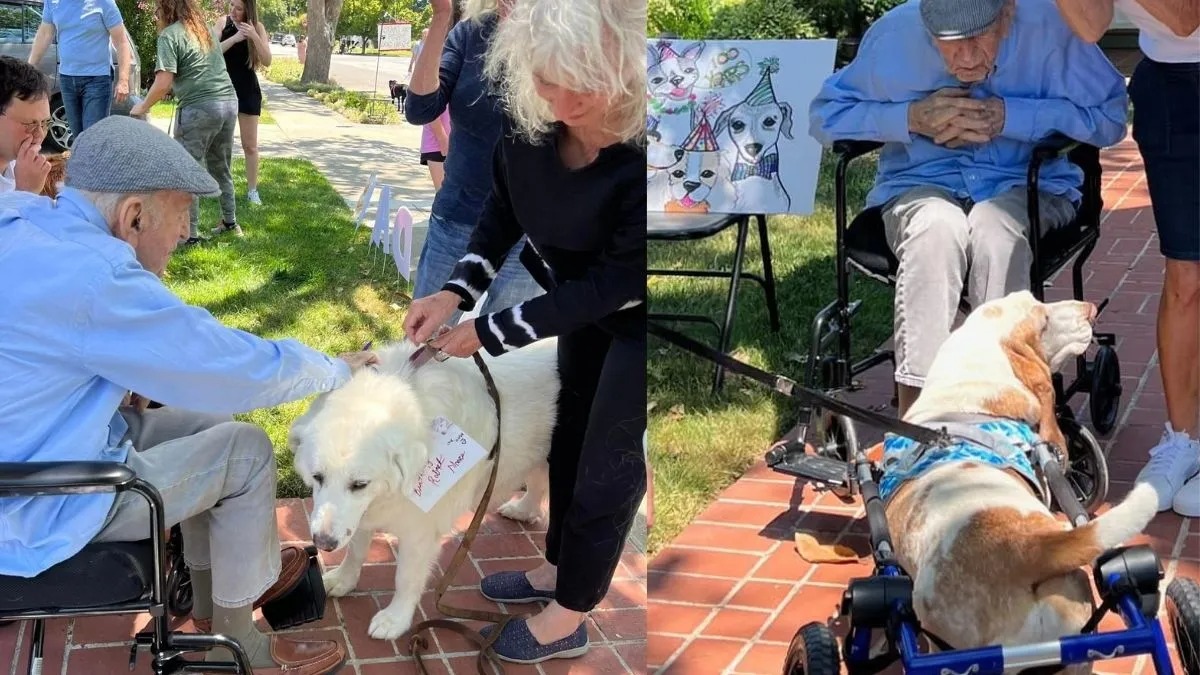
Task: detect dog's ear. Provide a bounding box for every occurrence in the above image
[647,42,660,68]
[389,438,429,493]
[681,41,704,60]
[998,305,1066,450]
[714,107,733,137]
[778,102,795,140]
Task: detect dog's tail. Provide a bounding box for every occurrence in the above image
[1023,482,1159,586]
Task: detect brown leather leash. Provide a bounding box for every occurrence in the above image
[403,344,512,675]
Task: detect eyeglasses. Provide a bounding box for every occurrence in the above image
[2,115,53,134]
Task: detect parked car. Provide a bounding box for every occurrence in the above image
[270,32,283,44]
[281,33,295,47]
[0,0,145,151]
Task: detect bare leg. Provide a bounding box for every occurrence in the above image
[1160,260,1200,435]
[427,161,444,191]
[238,113,260,193]
[898,384,922,419]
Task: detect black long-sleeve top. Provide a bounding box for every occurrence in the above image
[442,119,646,356]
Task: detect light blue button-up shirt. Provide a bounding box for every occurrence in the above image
[42,0,124,77]
[809,0,1128,208]
[0,189,351,577]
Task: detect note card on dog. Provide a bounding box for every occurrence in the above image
[407,417,488,512]
[647,38,837,216]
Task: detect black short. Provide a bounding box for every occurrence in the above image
[420,151,446,165]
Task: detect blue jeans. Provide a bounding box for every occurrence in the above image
[413,212,543,317]
[59,74,113,141]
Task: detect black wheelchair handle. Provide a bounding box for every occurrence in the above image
[0,461,136,497]
[832,140,885,161]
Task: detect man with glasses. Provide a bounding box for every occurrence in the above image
[0,56,51,195]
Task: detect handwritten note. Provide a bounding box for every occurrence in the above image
[406,416,488,512]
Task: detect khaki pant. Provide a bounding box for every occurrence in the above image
[94,407,281,608]
[883,186,1076,388]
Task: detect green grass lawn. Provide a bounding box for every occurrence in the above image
[647,153,894,554]
[171,156,410,497]
[150,98,277,126]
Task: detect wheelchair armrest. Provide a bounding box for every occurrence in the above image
[0,461,136,497]
[832,140,885,161]
[1032,134,1082,163]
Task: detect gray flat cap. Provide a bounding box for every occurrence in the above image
[65,115,220,196]
[920,0,1006,40]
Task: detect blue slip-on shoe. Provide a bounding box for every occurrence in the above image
[479,571,555,604]
[482,618,588,664]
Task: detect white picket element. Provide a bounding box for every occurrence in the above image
[369,185,393,256]
[353,172,379,229]
[391,206,414,282]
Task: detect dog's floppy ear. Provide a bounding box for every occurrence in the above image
[778,102,795,140]
[714,106,734,137]
[997,304,1066,450]
[389,437,429,493]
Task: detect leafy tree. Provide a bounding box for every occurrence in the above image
[709,0,821,39]
[647,0,715,39]
[337,0,427,52]
[301,0,347,83]
[257,0,289,31]
[116,0,158,88]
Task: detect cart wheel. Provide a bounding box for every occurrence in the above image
[1167,576,1200,675]
[1088,345,1121,436]
[783,622,841,675]
[1057,417,1110,515]
[166,561,194,618]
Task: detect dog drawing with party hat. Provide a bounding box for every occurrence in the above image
[664,109,732,214]
[715,58,793,212]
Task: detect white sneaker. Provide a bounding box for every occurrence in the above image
[247,189,262,205]
[1174,469,1200,517]
[1135,424,1200,512]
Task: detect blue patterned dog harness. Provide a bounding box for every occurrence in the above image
[877,419,1045,503]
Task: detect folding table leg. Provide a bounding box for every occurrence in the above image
[713,216,751,393]
[756,213,781,332]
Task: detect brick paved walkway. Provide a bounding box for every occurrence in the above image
[648,138,1197,675]
[1,497,646,675]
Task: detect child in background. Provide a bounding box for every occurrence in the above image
[419,107,450,191]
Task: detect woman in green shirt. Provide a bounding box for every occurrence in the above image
[132,0,242,244]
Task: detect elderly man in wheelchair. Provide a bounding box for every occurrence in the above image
[809,0,1128,420]
[0,117,377,675]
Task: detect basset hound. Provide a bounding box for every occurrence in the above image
[879,290,1158,671]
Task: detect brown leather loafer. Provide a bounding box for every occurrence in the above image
[192,545,309,633]
[270,635,346,674]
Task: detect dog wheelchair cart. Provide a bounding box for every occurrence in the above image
[647,323,1200,675]
[783,135,1121,516]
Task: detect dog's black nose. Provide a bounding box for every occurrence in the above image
[744,143,763,157]
[670,76,683,86]
[683,180,701,193]
[673,149,684,160]
[312,532,339,552]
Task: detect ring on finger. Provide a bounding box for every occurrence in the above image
[433,349,450,362]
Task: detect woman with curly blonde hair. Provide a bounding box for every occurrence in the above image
[132,0,242,244]
[404,0,647,663]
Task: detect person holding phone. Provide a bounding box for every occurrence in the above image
[1053,0,1200,516]
[217,0,271,206]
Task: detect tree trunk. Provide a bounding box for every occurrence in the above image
[301,0,345,83]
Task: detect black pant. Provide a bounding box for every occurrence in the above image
[544,325,647,612]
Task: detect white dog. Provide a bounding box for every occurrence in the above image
[288,338,559,640]
[883,291,1158,670]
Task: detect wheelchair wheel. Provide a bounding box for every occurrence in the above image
[815,409,859,463]
[783,622,841,675]
[1088,345,1121,436]
[1057,417,1109,515]
[166,559,193,618]
[1167,576,1200,675]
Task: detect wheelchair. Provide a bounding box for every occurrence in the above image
[0,461,252,674]
[784,135,1121,514]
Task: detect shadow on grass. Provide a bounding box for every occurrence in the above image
[170,156,411,496]
[647,153,899,553]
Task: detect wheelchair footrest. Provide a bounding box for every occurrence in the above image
[767,451,850,490]
[261,545,326,631]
